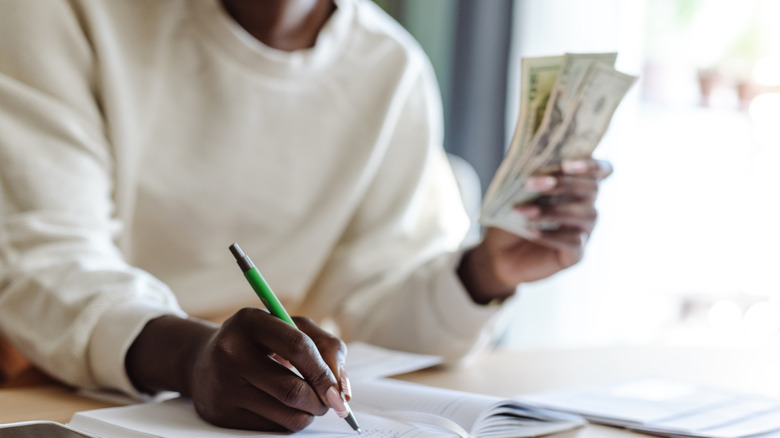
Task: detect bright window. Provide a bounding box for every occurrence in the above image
[503,0,780,349]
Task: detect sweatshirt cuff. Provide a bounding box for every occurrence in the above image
[89,300,186,397]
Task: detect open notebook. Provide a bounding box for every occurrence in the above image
[67,378,585,438]
[516,377,780,438]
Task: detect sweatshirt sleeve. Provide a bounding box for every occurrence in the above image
[0,0,185,394]
[300,39,515,363]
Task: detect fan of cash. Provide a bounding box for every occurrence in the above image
[480,52,637,237]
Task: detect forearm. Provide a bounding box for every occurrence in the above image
[125,315,217,396]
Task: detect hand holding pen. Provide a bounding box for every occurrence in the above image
[127,300,353,432]
[124,245,358,433]
[229,243,361,433]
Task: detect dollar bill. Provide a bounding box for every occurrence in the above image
[534,63,637,173]
[517,53,617,169]
[483,53,618,219]
[549,52,618,120]
[482,55,563,214]
[480,53,636,237]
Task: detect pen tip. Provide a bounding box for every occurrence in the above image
[344,410,361,434]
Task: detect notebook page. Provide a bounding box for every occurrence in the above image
[651,397,780,432]
[518,378,736,424]
[517,377,780,438]
[351,380,584,438]
[345,343,442,381]
[69,397,455,438]
[473,403,585,438]
[350,379,499,433]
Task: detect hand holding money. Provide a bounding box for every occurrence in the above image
[480,53,636,237]
[459,157,613,302]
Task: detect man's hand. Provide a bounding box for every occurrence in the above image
[126,310,349,432]
[459,158,613,304]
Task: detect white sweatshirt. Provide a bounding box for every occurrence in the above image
[0,0,512,395]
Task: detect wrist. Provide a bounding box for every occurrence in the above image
[457,245,516,305]
[125,315,217,395]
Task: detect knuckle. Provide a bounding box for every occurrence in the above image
[323,334,346,354]
[235,306,253,317]
[233,306,264,324]
[280,378,311,408]
[307,367,336,391]
[293,316,315,327]
[212,332,240,359]
[224,307,260,332]
[232,306,254,321]
[285,330,316,356]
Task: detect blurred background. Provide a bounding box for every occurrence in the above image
[374,0,780,350]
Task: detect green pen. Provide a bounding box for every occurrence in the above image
[229,243,296,326]
[228,243,361,434]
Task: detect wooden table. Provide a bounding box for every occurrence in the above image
[2,345,778,437]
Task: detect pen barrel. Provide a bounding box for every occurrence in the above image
[243,269,297,327]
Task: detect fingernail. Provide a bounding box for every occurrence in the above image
[340,367,352,401]
[525,229,542,239]
[525,176,556,191]
[562,160,588,173]
[512,205,540,218]
[326,386,348,418]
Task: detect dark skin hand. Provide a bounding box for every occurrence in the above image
[459,158,613,304]
[126,310,349,432]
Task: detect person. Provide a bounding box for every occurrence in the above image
[0,0,612,432]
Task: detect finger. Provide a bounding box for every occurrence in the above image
[270,326,339,408]
[524,175,557,194]
[533,174,599,204]
[229,309,338,411]
[525,171,601,202]
[293,317,346,380]
[234,386,318,432]
[533,194,576,206]
[531,203,598,234]
[561,158,613,180]
[293,316,351,400]
[215,311,327,415]
[199,388,315,432]
[239,354,328,416]
[513,204,541,218]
